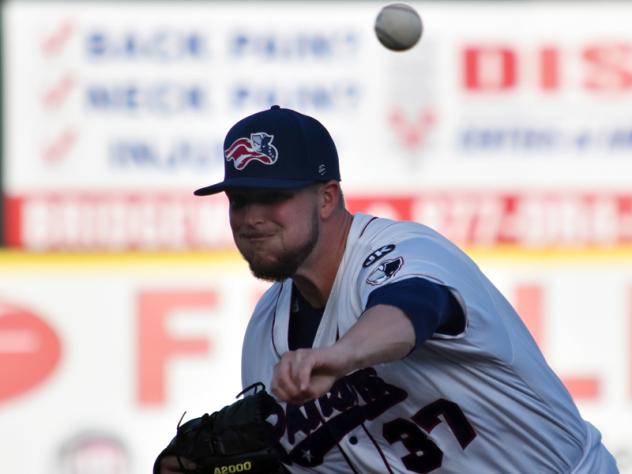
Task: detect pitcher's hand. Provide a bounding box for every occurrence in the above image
[271,345,352,404]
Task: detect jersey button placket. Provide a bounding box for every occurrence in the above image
[349,435,358,445]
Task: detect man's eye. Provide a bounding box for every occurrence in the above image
[229,197,246,209]
[261,192,294,204]
[228,192,293,208]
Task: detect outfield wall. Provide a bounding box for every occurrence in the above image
[1,250,631,473]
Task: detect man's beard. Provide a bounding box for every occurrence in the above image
[245,210,319,282]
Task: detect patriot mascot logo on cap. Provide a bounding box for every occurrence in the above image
[225,132,279,170]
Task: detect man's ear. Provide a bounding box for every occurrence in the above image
[318,181,342,219]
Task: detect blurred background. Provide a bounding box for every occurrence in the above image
[1,0,631,472]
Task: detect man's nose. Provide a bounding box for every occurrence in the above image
[241,202,266,226]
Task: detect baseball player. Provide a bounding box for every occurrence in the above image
[190,105,618,473]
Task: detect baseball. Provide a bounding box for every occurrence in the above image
[374,3,423,52]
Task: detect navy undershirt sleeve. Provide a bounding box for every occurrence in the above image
[365,277,464,348]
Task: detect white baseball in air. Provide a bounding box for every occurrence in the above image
[374,3,423,52]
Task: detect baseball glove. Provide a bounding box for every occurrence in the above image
[153,383,285,474]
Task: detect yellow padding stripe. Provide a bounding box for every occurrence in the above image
[0,250,246,268]
[466,245,632,263]
[1,246,632,268]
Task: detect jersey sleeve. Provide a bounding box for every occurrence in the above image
[365,277,464,348]
[357,236,467,340]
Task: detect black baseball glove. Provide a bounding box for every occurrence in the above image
[153,383,285,474]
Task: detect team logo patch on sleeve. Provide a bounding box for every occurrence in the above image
[366,256,404,285]
[362,244,396,268]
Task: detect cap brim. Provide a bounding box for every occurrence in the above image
[193,177,317,196]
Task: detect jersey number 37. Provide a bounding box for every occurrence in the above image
[383,399,476,473]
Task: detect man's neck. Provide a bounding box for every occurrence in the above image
[292,210,354,309]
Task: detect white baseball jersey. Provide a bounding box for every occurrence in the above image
[241,214,617,473]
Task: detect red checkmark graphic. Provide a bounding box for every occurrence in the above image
[42,128,77,164]
[43,73,76,108]
[41,20,75,56]
[389,108,437,150]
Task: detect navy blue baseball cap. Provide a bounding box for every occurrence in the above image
[194,105,340,196]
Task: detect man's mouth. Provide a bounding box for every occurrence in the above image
[241,233,274,241]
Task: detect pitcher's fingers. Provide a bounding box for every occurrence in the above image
[272,358,297,400]
[289,350,310,388]
[298,356,316,391]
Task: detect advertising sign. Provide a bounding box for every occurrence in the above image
[4,1,632,250]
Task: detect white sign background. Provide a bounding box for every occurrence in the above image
[5,1,632,194]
